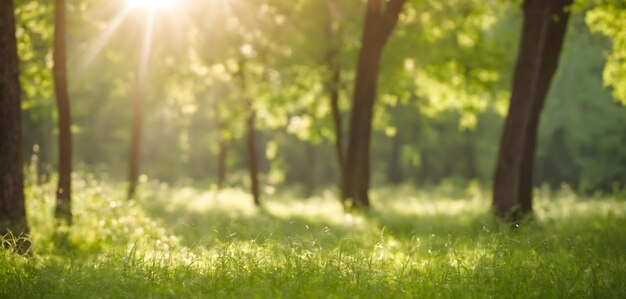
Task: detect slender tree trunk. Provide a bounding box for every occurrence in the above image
[216,137,228,188]
[245,113,261,205]
[342,0,405,208]
[387,131,403,184]
[238,59,261,206]
[325,0,346,196]
[493,0,572,221]
[53,0,73,225]
[213,98,228,188]
[464,129,477,180]
[418,149,431,185]
[127,82,144,200]
[0,0,29,249]
[304,142,317,196]
[127,14,153,200]
[328,61,344,188]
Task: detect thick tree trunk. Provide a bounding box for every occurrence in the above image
[238,60,261,206]
[342,0,405,208]
[493,0,572,221]
[0,0,30,247]
[53,0,73,225]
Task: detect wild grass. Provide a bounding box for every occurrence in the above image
[1,176,626,298]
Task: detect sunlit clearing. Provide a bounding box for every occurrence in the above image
[128,0,179,11]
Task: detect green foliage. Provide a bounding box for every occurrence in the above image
[586,3,626,105]
[2,179,626,297]
[13,0,626,191]
[536,13,626,192]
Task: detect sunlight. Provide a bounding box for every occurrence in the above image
[137,12,155,84]
[78,7,132,72]
[128,0,179,11]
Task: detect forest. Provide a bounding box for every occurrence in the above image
[1,0,626,297]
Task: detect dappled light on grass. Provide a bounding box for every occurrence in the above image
[2,177,626,297]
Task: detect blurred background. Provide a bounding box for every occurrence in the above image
[15,0,626,195]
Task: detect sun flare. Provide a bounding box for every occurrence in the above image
[128,0,179,11]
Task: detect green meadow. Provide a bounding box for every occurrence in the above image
[2,176,625,298]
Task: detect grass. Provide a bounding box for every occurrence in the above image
[2,176,626,298]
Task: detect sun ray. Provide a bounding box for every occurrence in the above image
[78,6,132,73]
[137,12,155,84]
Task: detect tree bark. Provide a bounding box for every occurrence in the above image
[342,0,405,208]
[53,0,73,225]
[0,0,30,247]
[238,60,261,206]
[493,0,572,221]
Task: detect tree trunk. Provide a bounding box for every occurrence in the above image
[127,14,154,200]
[464,129,477,180]
[238,59,261,206]
[325,0,345,195]
[328,61,344,188]
[216,132,228,189]
[214,99,228,189]
[387,131,403,184]
[127,83,143,200]
[493,0,572,221]
[245,113,261,205]
[304,142,317,196]
[342,0,405,208]
[0,0,30,248]
[216,138,227,188]
[53,0,73,225]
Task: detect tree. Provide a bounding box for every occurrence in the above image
[492,0,573,221]
[53,0,73,224]
[0,0,30,246]
[127,12,154,200]
[586,1,626,105]
[237,58,261,206]
[342,0,406,208]
[324,0,346,193]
